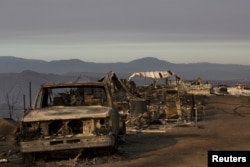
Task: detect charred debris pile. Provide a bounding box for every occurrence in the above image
[113,71,207,132]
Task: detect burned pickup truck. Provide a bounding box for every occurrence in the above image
[18,81,125,162]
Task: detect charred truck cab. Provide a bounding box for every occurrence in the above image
[18,82,123,161]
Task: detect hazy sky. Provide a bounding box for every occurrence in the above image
[0,0,250,64]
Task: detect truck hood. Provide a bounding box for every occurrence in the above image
[22,106,115,122]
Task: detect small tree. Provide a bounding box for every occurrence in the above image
[3,87,22,119]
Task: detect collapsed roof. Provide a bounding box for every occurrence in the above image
[128,71,182,81]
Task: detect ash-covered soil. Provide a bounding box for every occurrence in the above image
[1,95,250,167]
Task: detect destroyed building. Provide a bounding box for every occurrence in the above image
[119,71,206,131]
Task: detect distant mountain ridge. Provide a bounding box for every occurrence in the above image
[0,56,250,80]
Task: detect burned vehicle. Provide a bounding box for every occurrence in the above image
[18,81,125,161]
[211,84,229,95]
[212,83,250,96]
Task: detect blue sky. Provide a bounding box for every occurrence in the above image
[0,0,250,64]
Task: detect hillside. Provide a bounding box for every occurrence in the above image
[0,70,95,119]
[1,56,250,80]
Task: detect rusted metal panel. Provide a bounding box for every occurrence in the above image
[20,135,115,153]
[128,71,179,81]
[22,107,115,122]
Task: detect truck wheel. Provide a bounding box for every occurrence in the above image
[22,153,35,165]
[108,135,118,154]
